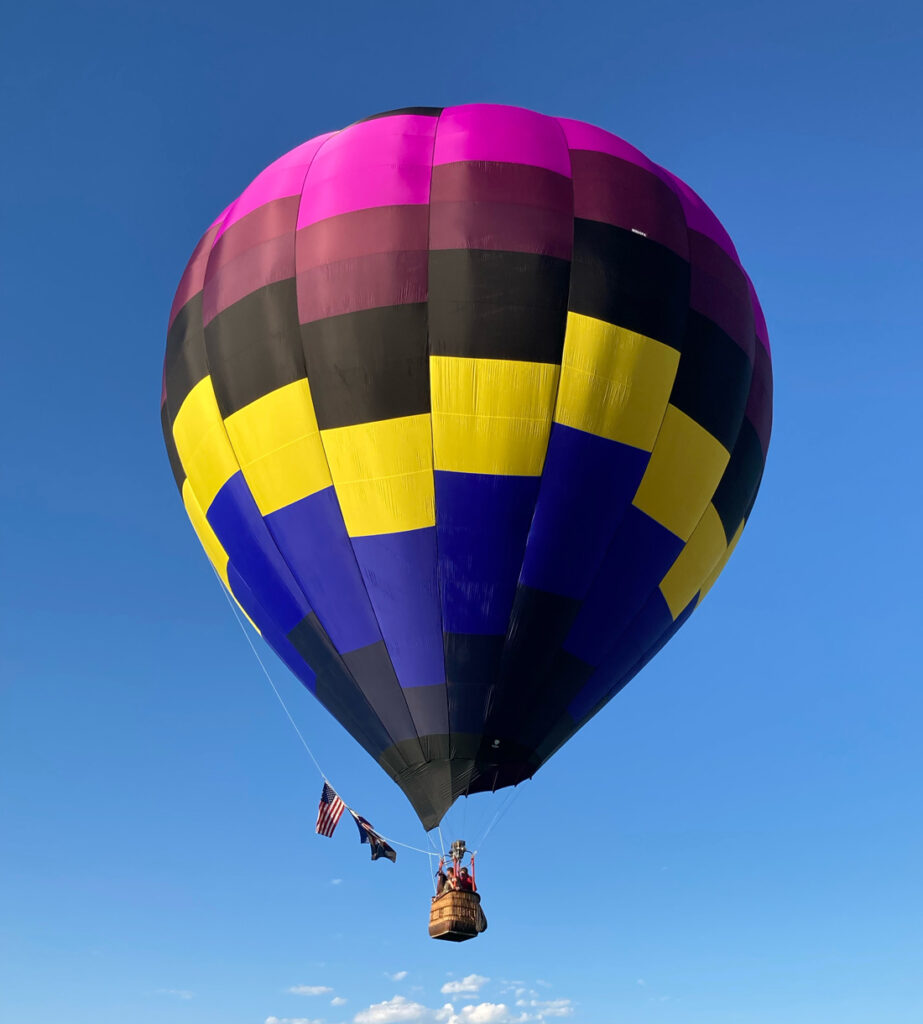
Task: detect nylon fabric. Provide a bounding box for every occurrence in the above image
[162,103,773,828]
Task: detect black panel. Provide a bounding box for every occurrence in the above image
[444,633,504,736]
[204,278,305,417]
[160,401,185,490]
[712,418,765,542]
[428,249,571,363]
[484,586,582,738]
[164,293,208,418]
[301,303,431,430]
[516,648,596,753]
[568,218,690,350]
[357,107,444,122]
[341,641,422,746]
[379,744,453,829]
[287,615,400,764]
[670,310,753,452]
[399,683,449,738]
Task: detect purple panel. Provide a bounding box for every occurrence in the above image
[657,167,742,267]
[207,197,300,271]
[687,231,755,360]
[295,204,429,269]
[563,505,683,666]
[350,527,445,689]
[296,250,429,323]
[264,486,382,654]
[430,160,573,210]
[748,275,771,354]
[202,232,296,324]
[519,424,650,599]
[429,200,572,258]
[435,471,541,635]
[206,472,312,634]
[227,562,317,694]
[168,220,222,329]
[568,150,689,259]
[568,590,694,721]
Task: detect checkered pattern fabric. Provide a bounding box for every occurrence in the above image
[162,105,773,829]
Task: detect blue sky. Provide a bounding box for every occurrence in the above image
[2,1,922,1022]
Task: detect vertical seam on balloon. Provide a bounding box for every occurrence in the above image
[424,106,454,782]
[535,147,699,734]
[567,175,753,726]
[296,127,429,774]
[199,141,409,769]
[479,114,576,735]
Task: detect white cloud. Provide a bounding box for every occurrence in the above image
[446,1005,518,1024]
[354,995,446,1023]
[388,971,408,981]
[441,975,490,995]
[636,979,646,987]
[155,989,193,1000]
[331,878,343,885]
[513,998,573,1019]
[266,1017,323,1024]
[352,997,529,1024]
[289,985,334,996]
[332,996,348,1006]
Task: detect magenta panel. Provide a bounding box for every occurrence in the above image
[434,104,572,177]
[295,116,437,229]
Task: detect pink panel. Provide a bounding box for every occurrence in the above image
[168,220,223,329]
[555,117,657,174]
[215,134,336,240]
[295,116,437,228]
[658,168,741,266]
[558,116,744,272]
[434,104,572,177]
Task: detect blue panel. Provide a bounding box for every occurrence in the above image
[207,473,312,634]
[227,562,317,694]
[563,505,683,666]
[568,589,694,721]
[351,527,445,689]
[520,423,649,598]
[265,486,381,654]
[435,470,540,635]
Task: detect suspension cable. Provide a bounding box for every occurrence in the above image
[215,575,433,857]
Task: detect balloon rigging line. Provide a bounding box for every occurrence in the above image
[476,784,521,851]
[215,574,433,858]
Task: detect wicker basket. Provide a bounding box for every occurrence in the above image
[428,890,486,942]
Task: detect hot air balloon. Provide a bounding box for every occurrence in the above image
[161,104,773,840]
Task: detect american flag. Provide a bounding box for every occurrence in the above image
[315,782,346,837]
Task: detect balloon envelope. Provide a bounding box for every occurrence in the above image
[162,104,773,828]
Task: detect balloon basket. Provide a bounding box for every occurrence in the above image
[428,890,486,942]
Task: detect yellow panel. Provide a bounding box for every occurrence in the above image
[431,356,560,476]
[698,519,745,603]
[224,379,332,516]
[172,376,239,511]
[182,478,260,634]
[659,503,728,619]
[320,414,434,536]
[632,405,730,540]
[554,312,679,451]
[182,477,230,588]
